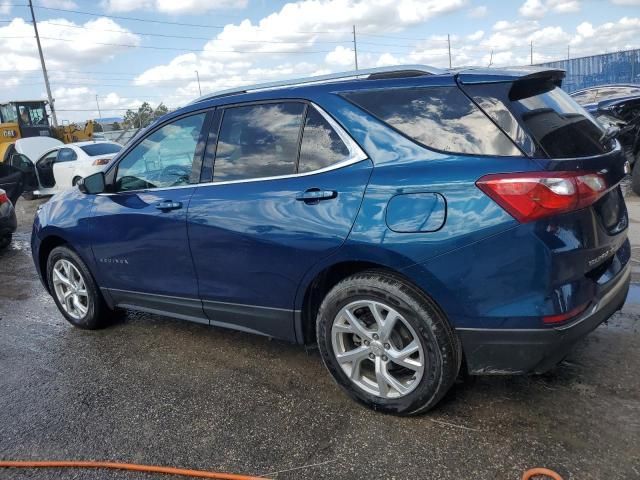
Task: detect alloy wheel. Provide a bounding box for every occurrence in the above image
[331,300,425,399]
[52,259,90,320]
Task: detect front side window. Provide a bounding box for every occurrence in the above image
[57,148,77,162]
[342,87,522,156]
[116,113,206,192]
[213,102,305,182]
[299,107,350,173]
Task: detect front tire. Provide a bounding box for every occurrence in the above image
[316,270,461,415]
[47,246,111,329]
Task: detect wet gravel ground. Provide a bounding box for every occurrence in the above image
[0,197,639,480]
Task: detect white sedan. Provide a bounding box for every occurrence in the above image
[31,141,122,196]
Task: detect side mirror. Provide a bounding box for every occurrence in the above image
[78,171,105,194]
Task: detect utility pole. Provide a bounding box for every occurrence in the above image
[352,25,358,71]
[530,41,533,66]
[567,45,570,61]
[195,70,202,96]
[447,34,452,69]
[488,49,494,68]
[95,95,102,121]
[28,0,57,127]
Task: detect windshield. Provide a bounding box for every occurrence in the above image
[80,143,122,156]
[464,80,613,158]
[17,103,48,126]
[0,104,17,123]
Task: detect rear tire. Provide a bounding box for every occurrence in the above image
[46,246,112,329]
[632,159,640,196]
[316,270,461,415]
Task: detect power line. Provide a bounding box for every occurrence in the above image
[41,21,352,44]
[33,5,351,35]
[4,34,337,54]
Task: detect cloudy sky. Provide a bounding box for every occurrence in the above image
[1,0,639,122]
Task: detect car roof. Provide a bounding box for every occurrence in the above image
[188,64,565,106]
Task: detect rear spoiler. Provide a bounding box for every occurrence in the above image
[455,67,565,86]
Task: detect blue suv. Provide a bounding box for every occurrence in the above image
[32,65,630,414]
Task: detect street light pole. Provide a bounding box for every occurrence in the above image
[195,70,202,96]
[28,0,58,127]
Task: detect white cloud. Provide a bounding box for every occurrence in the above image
[609,0,640,4]
[467,30,485,41]
[468,5,488,18]
[519,0,580,18]
[101,0,248,14]
[133,0,468,93]
[0,1,11,14]
[325,46,355,67]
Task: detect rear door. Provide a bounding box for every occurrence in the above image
[188,101,371,341]
[0,163,24,205]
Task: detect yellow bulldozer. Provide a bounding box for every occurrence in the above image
[0,100,96,162]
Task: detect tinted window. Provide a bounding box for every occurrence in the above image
[343,87,521,156]
[116,113,205,192]
[80,143,122,156]
[299,107,350,173]
[465,81,612,158]
[214,102,305,181]
[0,104,17,123]
[57,148,77,162]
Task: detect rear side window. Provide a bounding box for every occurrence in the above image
[214,102,305,182]
[342,87,522,156]
[464,81,613,158]
[299,107,350,173]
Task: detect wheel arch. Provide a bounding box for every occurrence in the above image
[297,260,443,346]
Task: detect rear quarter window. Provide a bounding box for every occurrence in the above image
[342,86,522,157]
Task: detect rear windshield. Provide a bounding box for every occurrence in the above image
[463,80,614,158]
[342,86,522,156]
[80,143,122,156]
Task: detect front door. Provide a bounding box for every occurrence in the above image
[89,112,209,323]
[188,102,371,340]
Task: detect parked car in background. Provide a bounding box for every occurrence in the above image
[570,84,640,194]
[32,65,630,414]
[25,141,122,197]
[0,189,17,249]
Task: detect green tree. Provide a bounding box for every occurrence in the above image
[153,103,169,119]
[123,102,154,129]
[112,121,121,130]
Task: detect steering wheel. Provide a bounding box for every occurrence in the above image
[161,164,191,184]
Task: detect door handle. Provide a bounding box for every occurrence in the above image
[296,188,337,204]
[155,200,182,211]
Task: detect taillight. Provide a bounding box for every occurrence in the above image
[476,171,608,223]
[0,192,8,204]
[92,158,110,166]
[543,302,589,325]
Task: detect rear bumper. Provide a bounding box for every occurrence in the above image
[458,263,631,375]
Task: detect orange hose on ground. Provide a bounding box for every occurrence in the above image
[0,460,268,480]
[522,467,564,480]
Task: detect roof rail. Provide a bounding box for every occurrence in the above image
[188,64,443,105]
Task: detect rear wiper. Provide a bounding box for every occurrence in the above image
[599,125,620,144]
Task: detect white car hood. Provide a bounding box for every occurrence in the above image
[15,137,64,162]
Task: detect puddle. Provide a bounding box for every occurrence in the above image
[625,283,640,305]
